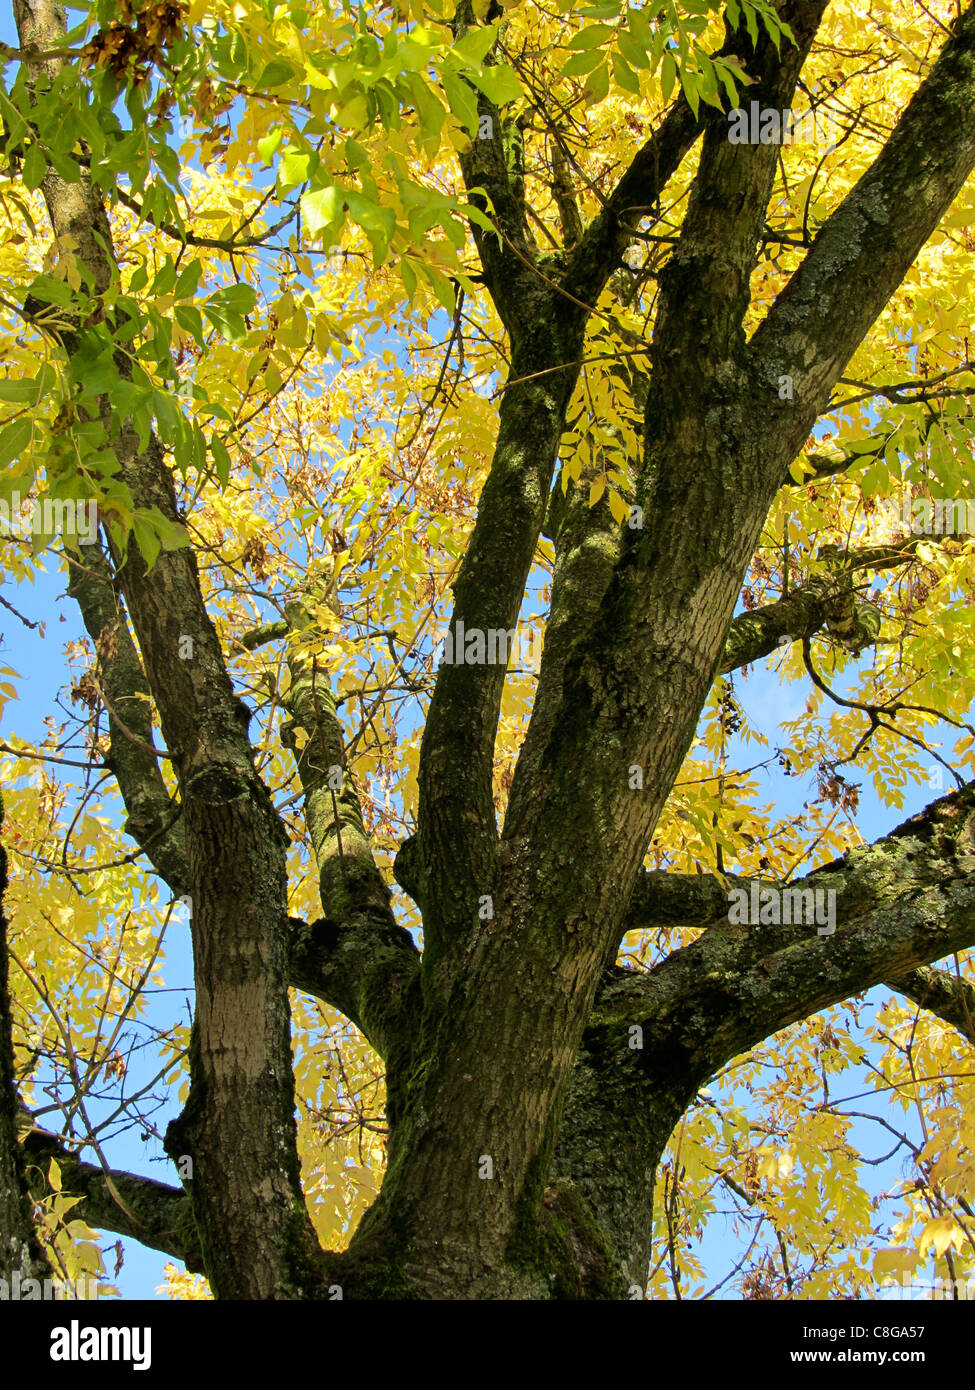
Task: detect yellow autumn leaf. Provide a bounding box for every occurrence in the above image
[919,1216,965,1258]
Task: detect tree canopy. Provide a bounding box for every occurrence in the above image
[1,0,975,1304]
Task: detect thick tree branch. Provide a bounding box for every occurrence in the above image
[453,2,537,332]
[415,313,588,957]
[720,566,877,672]
[279,602,419,1057]
[549,787,975,1282]
[560,95,701,310]
[549,997,679,1294]
[719,535,975,671]
[885,964,975,1046]
[65,546,188,894]
[20,1119,204,1273]
[749,0,975,428]
[550,136,584,249]
[289,915,419,1063]
[649,0,828,387]
[281,606,393,924]
[601,784,975,1080]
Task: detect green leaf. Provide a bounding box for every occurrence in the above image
[153,389,183,443]
[174,304,204,344]
[258,128,284,163]
[22,141,47,191]
[24,274,74,307]
[418,261,456,312]
[345,191,397,264]
[68,336,123,397]
[468,61,523,106]
[210,435,232,487]
[302,185,345,237]
[133,506,189,567]
[0,378,42,404]
[398,256,418,301]
[617,30,650,71]
[6,190,36,235]
[257,58,297,89]
[151,259,177,297]
[201,305,245,340]
[612,51,641,95]
[441,70,480,135]
[680,67,700,118]
[128,262,149,294]
[629,7,654,47]
[131,510,161,571]
[451,25,498,65]
[715,57,742,109]
[174,259,203,299]
[695,55,724,111]
[661,50,678,105]
[0,417,32,468]
[47,149,81,183]
[155,143,181,187]
[584,62,610,105]
[201,285,258,340]
[408,73,446,151]
[560,48,605,78]
[281,147,318,189]
[207,283,257,315]
[568,23,616,49]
